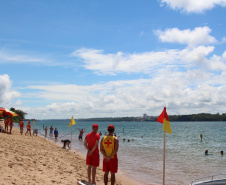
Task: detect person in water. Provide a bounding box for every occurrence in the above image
[100,125,119,185]
[78,128,85,140]
[54,128,58,140]
[200,133,203,142]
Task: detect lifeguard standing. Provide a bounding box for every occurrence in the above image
[100,125,119,185]
[25,121,31,136]
[9,117,14,134]
[4,117,9,133]
[19,119,24,135]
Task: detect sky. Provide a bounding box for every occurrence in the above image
[0,0,226,119]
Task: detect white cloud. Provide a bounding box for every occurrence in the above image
[160,0,226,13]
[154,26,217,47]
[0,74,20,105]
[70,46,222,75]
[23,70,226,119]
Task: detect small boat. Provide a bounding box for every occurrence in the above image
[191,174,226,185]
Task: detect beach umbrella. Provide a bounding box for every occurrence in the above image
[0,108,19,117]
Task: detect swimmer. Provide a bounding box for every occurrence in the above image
[128,139,130,142]
[205,150,212,155]
[123,139,125,142]
[200,133,203,142]
[220,151,224,156]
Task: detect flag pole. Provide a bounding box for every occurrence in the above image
[71,126,72,142]
[163,130,166,185]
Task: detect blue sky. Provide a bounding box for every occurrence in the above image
[1,0,226,119]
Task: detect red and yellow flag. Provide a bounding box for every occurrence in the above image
[157,107,172,135]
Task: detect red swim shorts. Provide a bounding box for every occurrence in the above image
[86,152,99,167]
[103,157,118,173]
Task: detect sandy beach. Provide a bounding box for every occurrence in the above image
[0,122,138,185]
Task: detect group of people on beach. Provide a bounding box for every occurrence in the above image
[44,125,58,139]
[0,116,14,134]
[60,124,118,185]
[82,124,119,185]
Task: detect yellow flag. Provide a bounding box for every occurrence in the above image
[33,119,35,125]
[68,116,76,127]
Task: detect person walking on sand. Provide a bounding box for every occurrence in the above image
[100,125,119,185]
[78,128,85,140]
[83,124,100,185]
[9,117,13,134]
[45,126,48,138]
[54,128,58,140]
[25,121,31,136]
[4,117,9,133]
[19,119,24,135]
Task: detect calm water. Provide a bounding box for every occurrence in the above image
[28,120,226,185]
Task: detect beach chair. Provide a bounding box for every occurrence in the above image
[77,179,92,185]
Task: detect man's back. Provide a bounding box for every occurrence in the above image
[85,132,100,154]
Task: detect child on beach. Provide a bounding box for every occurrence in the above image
[61,139,71,149]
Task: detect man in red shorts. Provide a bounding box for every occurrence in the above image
[83,124,100,185]
[4,117,9,133]
[25,121,31,136]
[19,119,24,135]
[100,125,119,185]
[9,117,14,134]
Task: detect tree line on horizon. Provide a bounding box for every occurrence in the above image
[77,113,226,122]
[6,107,226,122]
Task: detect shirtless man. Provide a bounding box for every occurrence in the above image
[78,128,85,140]
[100,125,119,185]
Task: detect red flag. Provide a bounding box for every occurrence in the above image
[157,107,172,135]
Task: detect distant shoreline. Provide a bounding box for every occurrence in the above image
[21,112,226,122]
